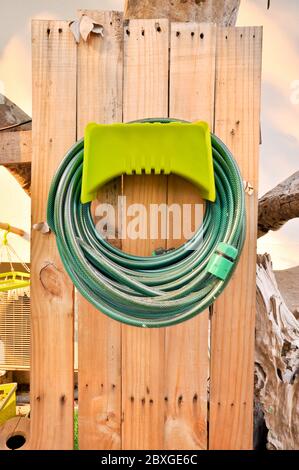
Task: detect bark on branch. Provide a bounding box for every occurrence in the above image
[258,171,299,238]
[0,94,32,195]
[124,0,241,25]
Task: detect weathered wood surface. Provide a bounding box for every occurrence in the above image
[209,26,262,449]
[77,10,123,450]
[0,128,31,164]
[165,22,216,450]
[124,0,241,25]
[0,94,32,193]
[258,171,299,238]
[122,18,169,450]
[0,94,31,130]
[30,20,76,449]
[0,127,32,195]
[256,254,299,450]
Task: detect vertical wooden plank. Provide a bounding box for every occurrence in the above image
[209,26,262,450]
[122,18,169,450]
[165,22,216,450]
[30,21,76,449]
[77,10,123,450]
[169,23,216,124]
[123,19,168,121]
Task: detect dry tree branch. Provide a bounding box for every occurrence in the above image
[258,172,299,238]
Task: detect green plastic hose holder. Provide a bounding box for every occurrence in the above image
[81,120,216,204]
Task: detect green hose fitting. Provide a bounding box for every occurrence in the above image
[207,242,238,280]
[47,118,246,328]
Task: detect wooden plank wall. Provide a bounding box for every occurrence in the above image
[76,11,123,450]
[31,20,76,449]
[122,18,169,450]
[30,13,262,450]
[165,22,216,450]
[209,26,262,450]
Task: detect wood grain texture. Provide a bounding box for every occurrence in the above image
[164,23,216,450]
[124,0,241,26]
[123,19,169,122]
[122,18,169,450]
[30,20,76,449]
[0,416,30,450]
[209,26,262,450]
[258,171,299,238]
[77,10,123,450]
[169,23,216,124]
[0,128,31,164]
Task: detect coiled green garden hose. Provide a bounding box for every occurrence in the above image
[47,118,246,328]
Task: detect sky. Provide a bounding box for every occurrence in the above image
[0,0,298,268]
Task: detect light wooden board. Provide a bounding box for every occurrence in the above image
[169,23,216,124]
[209,26,262,450]
[122,18,169,450]
[30,21,76,449]
[164,22,216,450]
[76,10,123,450]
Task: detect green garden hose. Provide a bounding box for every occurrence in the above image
[47,118,246,328]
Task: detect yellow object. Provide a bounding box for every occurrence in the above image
[0,272,30,293]
[0,383,17,425]
[81,120,215,203]
[0,229,30,293]
[2,230,9,245]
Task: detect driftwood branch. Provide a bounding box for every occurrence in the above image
[258,172,299,238]
[0,94,32,195]
[124,0,241,25]
[0,127,31,165]
[3,163,31,196]
[0,94,31,129]
[256,254,299,449]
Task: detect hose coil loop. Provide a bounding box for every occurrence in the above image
[47,119,245,327]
